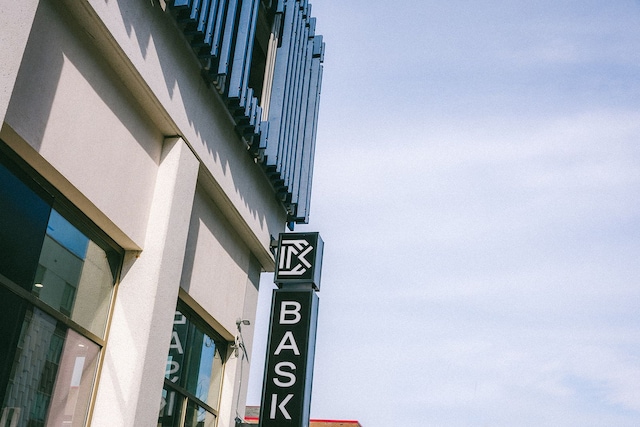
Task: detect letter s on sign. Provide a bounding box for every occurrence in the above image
[273,361,296,387]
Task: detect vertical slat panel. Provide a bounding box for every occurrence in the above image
[284,13,310,192]
[190,0,203,23]
[274,0,300,182]
[262,0,296,166]
[167,0,325,225]
[239,0,261,107]
[289,26,314,207]
[196,0,212,33]
[208,0,228,58]
[186,0,211,37]
[259,8,282,123]
[215,0,240,92]
[201,0,220,48]
[228,0,259,101]
[296,36,324,222]
[278,0,304,186]
[283,3,306,188]
[173,0,192,8]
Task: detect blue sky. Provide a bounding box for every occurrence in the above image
[247,1,640,426]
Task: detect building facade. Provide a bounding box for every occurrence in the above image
[0,0,324,426]
[244,407,363,427]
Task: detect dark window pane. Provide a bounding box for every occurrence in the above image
[184,400,215,427]
[1,308,64,426]
[158,385,184,427]
[165,307,226,416]
[0,160,52,289]
[0,286,28,409]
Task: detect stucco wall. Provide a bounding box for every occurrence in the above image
[181,185,257,335]
[69,0,288,267]
[3,0,162,250]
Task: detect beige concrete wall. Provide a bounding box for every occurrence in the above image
[3,0,162,250]
[92,137,200,427]
[180,186,264,426]
[181,185,255,336]
[72,0,288,268]
[0,0,39,125]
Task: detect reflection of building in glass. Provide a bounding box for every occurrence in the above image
[0,0,325,426]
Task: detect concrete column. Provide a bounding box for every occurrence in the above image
[0,0,39,125]
[91,137,200,427]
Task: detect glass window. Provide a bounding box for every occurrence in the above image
[159,306,227,427]
[1,307,100,427]
[0,142,123,427]
[0,159,52,290]
[32,210,117,338]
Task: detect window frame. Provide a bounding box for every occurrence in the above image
[161,300,230,427]
[0,139,124,426]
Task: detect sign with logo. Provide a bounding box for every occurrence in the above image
[274,232,323,290]
[259,289,319,427]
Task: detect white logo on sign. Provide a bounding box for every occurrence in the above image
[278,239,313,276]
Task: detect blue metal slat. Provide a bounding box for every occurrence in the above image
[244,88,255,119]
[185,0,211,37]
[282,3,309,189]
[215,0,240,92]
[291,37,316,209]
[278,6,299,190]
[190,0,204,23]
[289,33,314,204]
[172,0,192,9]
[196,0,212,33]
[272,0,299,178]
[200,0,220,48]
[177,0,202,24]
[262,0,296,167]
[239,0,261,107]
[207,0,228,58]
[251,100,260,127]
[277,0,304,183]
[228,0,260,101]
[284,15,310,191]
[295,37,324,222]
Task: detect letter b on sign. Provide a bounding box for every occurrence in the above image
[280,301,301,324]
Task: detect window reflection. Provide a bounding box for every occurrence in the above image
[1,308,99,427]
[32,210,116,338]
[161,307,226,427]
[0,148,121,427]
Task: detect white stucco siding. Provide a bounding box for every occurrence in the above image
[181,184,257,336]
[180,186,264,427]
[0,0,39,126]
[3,0,162,250]
[76,0,287,266]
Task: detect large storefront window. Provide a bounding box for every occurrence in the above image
[0,144,122,427]
[159,304,227,427]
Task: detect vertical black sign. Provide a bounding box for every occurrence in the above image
[259,289,319,427]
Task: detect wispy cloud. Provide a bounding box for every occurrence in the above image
[248,2,640,426]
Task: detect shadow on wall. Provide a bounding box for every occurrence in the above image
[111,0,279,232]
[7,0,161,162]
